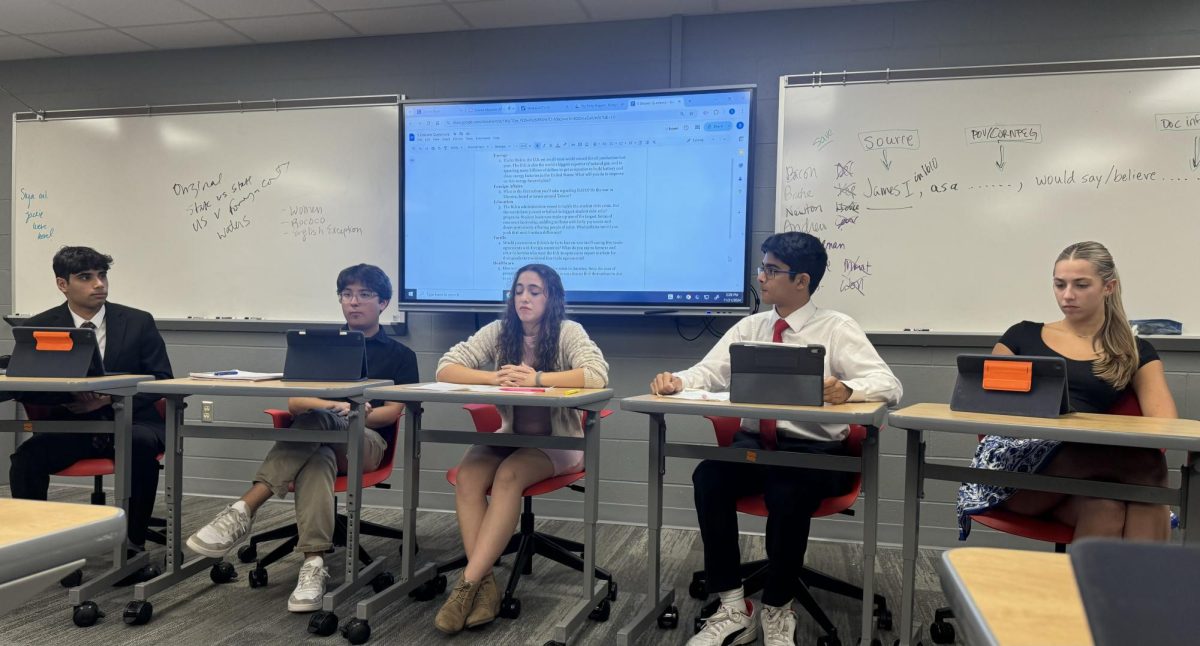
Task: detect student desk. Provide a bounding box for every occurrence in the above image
[356,384,613,646]
[615,395,889,646]
[0,499,127,615]
[889,403,1200,645]
[127,377,391,626]
[936,547,1092,646]
[0,374,154,619]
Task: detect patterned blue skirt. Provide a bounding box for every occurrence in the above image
[955,435,1064,539]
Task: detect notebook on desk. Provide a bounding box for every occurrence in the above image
[1071,539,1200,646]
[6,327,105,378]
[950,354,1070,418]
[283,329,367,381]
[729,342,824,407]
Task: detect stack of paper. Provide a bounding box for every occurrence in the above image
[189,370,283,381]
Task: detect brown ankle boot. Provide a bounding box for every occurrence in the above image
[434,576,481,634]
[464,571,500,628]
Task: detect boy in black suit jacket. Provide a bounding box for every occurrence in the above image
[9,246,174,554]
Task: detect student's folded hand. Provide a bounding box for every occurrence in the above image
[650,372,682,395]
[498,363,536,387]
[822,377,852,405]
[64,394,111,414]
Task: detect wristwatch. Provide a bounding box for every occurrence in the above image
[535,371,544,387]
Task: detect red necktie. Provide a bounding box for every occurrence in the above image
[758,318,790,450]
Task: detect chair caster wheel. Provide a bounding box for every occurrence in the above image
[123,600,153,625]
[869,639,883,646]
[876,607,894,631]
[816,634,842,646]
[693,615,705,634]
[341,618,370,645]
[248,568,268,588]
[929,619,955,644]
[688,577,707,600]
[656,605,679,629]
[370,571,394,594]
[499,596,521,619]
[60,568,84,588]
[544,642,566,646]
[606,579,618,601]
[236,544,257,563]
[210,561,237,584]
[308,610,339,636]
[588,598,611,622]
[408,574,445,601]
[72,600,104,627]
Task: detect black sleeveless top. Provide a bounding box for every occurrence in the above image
[997,321,1159,414]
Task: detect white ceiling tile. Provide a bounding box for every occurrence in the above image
[52,0,209,27]
[225,12,358,42]
[454,0,588,29]
[180,0,325,20]
[715,0,831,11]
[121,20,252,49]
[0,0,103,34]
[0,35,61,60]
[25,28,154,55]
[580,0,715,22]
[315,0,440,10]
[336,5,468,35]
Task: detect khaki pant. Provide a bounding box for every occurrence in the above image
[253,408,387,553]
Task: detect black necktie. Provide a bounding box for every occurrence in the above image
[80,321,96,330]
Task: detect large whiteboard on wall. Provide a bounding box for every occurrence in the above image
[12,101,399,322]
[776,66,1200,333]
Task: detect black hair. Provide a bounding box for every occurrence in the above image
[336,264,392,301]
[52,246,112,280]
[761,231,827,293]
[498,264,566,371]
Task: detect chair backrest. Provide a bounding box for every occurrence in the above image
[462,403,611,433]
[1107,388,1143,417]
[703,415,866,458]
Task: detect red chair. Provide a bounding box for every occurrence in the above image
[436,403,616,621]
[929,390,1146,644]
[689,416,891,645]
[234,410,405,592]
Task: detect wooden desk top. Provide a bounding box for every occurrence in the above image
[365,384,613,409]
[940,547,1092,646]
[0,373,152,393]
[137,377,392,398]
[890,402,1200,451]
[620,394,888,427]
[0,499,124,548]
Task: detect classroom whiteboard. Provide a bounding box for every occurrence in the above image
[12,99,400,322]
[776,65,1200,333]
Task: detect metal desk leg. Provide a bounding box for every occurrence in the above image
[616,413,676,646]
[128,396,219,625]
[347,404,437,635]
[552,410,609,645]
[858,425,881,645]
[899,429,925,646]
[68,395,153,606]
[1183,451,1199,546]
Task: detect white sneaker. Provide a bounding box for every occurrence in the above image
[288,557,330,613]
[688,600,758,646]
[760,604,798,646]
[186,501,253,558]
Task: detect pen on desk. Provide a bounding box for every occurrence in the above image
[561,389,581,396]
[213,370,239,376]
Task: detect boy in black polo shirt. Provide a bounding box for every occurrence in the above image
[186,264,418,612]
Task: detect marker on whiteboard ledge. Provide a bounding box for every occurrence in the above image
[903,327,930,332]
[243,317,263,320]
[215,316,234,320]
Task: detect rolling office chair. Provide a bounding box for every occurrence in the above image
[928,390,1146,644]
[689,416,892,646]
[432,403,617,623]
[233,410,405,592]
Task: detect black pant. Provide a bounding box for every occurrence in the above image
[692,430,851,607]
[10,423,165,545]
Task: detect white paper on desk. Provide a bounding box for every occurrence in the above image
[410,382,506,392]
[664,390,730,402]
[189,370,283,381]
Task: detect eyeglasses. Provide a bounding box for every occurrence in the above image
[757,266,799,280]
[338,290,378,303]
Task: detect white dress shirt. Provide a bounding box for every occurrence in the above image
[68,304,107,360]
[673,301,902,441]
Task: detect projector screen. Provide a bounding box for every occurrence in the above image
[400,86,755,314]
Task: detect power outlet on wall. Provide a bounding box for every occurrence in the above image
[201,400,214,423]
